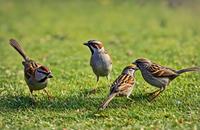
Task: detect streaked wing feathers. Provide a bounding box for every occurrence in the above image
[148,63,178,78]
[104,50,112,64]
[24,61,41,79]
[110,74,134,93]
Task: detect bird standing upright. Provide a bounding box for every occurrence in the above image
[133,58,200,101]
[9,39,53,100]
[84,40,112,93]
[99,64,138,110]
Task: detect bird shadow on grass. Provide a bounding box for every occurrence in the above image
[0,90,148,113]
[131,93,149,102]
[0,95,96,111]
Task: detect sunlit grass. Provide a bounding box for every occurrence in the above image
[0,0,200,129]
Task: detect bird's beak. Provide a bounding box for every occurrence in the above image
[135,66,139,70]
[83,42,89,46]
[131,62,138,70]
[48,73,53,78]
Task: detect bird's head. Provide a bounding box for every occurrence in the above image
[132,58,152,69]
[35,66,53,83]
[83,40,104,54]
[122,64,138,75]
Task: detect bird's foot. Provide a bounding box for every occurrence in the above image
[147,95,155,102]
[98,102,108,111]
[146,91,156,96]
[43,89,54,100]
[147,91,160,102]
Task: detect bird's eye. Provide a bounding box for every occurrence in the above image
[91,44,97,48]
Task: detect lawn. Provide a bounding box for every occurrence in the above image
[0,0,200,129]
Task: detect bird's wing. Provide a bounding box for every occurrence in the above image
[110,74,134,93]
[147,63,178,78]
[24,61,41,79]
[104,50,112,64]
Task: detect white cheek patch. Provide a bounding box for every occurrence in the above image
[90,46,97,52]
[35,71,47,81]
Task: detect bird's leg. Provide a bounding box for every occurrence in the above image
[43,89,53,100]
[106,75,111,87]
[126,95,135,102]
[29,89,36,103]
[96,75,99,82]
[89,76,99,94]
[148,89,160,96]
[148,90,161,102]
[148,88,165,102]
[129,94,135,99]
[127,96,133,101]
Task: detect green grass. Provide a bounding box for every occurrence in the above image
[0,0,200,129]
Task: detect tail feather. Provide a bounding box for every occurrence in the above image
[177,67,200,74]
[9,39,29,61]
[99,93,117,110]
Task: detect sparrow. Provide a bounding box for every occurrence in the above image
[9,39,53,100]
[99,64,138,110]
[133,58,200,101]
[84,40,112,92]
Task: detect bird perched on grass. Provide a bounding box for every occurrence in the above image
[99,64,138,110]
[84,40,112,93]
[9,39,53,100]
[133,58,200,101]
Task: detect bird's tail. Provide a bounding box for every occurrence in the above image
[9,39,29,61]
[177,67,200,74]
[98,93,117,110]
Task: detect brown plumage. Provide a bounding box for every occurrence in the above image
[133,58,200,101]
[9,39,53,100]
[99,65,138,110]
[84,40,112,93]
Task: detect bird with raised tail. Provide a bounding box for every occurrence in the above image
[9,39,53,100]
[133,58,200,101]
[99,64,138,110]
[84,40,112,93]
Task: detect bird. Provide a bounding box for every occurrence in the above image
[9,39,53,100]
[84,40,112,93]
[99,64,138,110]
[133,58,200,101]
